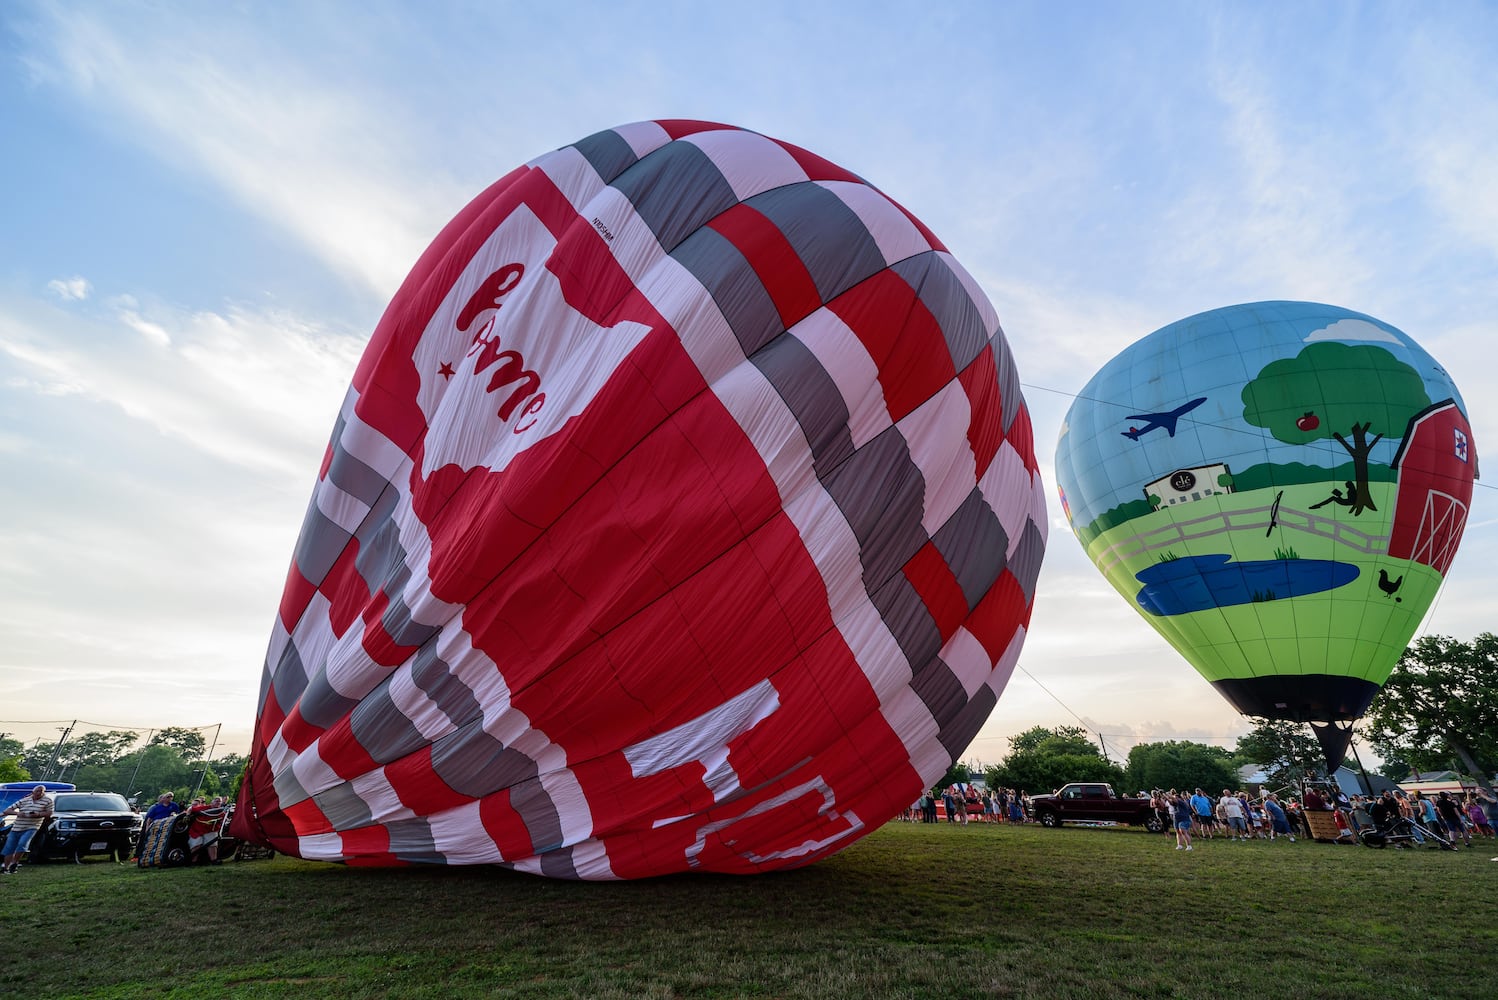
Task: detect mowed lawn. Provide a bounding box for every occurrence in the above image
[3,821,1495,999]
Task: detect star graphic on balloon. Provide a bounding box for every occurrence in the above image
[438,362,456,380]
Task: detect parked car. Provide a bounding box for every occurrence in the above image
[25,791,143,863]
[1028,783,1164,833]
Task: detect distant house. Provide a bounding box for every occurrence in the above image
[1144,463,1233,510]
[1398,770,1483,798]
[1388,400,1477,574]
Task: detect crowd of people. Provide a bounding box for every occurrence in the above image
[904,786,1032,824]
[1156,784,1497,850]
[899,780,1498,852]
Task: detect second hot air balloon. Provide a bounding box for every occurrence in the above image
[1054,301,1476,766]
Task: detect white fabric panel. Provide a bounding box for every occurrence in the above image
[427,800,501,864]
[288,740,341,800]
[349,768,419,824]
[790,308,892,450]
[979,440,1038,559]
[985,624,1027,696]
[612,120,673,159]
[567,838,616,879]
[336,387,411,483]
[298,832,345,861]
[879,686,950,783]
[534,146,608,215]
[897,381,979,536]
[312,477,372,537]
[940,627,994,699]
[684,128,809,202]
[387,661,460,742]
[817,180,932,266]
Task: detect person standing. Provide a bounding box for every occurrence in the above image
[1435,792,1470,848]
[1219,789,1248,841]
[1170,791,1194,851]
[2,785,55,874]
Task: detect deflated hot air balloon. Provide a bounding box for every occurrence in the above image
[230,120,1047,877]
[1054,301,1477,767]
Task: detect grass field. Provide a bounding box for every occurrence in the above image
[2,821,1495,999]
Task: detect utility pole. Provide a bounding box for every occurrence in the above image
[41,721,76,782]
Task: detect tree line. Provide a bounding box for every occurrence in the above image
[943,633,1498,795]
[0,726,247,804]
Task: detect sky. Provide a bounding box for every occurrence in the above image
[2,2,1495,770]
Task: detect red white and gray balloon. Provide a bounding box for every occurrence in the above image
[230,120,1047,877]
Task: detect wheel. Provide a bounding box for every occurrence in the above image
[164,846,189,866]
[25,833,50,864]
[1038,811,1060,828]
[1144,815,1165,834]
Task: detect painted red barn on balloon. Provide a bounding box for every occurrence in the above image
[1387,399,1478,574]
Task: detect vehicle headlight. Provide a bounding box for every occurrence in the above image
[56,819,77,831]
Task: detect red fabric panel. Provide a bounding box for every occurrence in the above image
[903,541,970,639]
[957,345,1002,478]
[707,203,823,328]
[827,269,956,422]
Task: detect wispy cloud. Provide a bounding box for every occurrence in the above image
[46,275,91,300]
[19,8,466,299]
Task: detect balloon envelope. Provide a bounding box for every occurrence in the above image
[1055,301,1476,752]
[231,120,1047,877]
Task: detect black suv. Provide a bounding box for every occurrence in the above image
[27,791,142,863]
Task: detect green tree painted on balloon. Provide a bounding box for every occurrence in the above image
[1241,342,1431,516]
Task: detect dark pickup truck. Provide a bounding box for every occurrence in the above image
[1029,783,1164,833]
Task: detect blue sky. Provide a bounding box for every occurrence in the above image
[2,2,1495,766]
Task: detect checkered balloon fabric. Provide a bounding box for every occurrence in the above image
[230,120,1047,878]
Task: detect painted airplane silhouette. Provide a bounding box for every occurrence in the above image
[1121,396,1208,441]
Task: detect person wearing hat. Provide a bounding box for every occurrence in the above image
[2,785,55,874]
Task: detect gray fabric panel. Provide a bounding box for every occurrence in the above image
[992,334,1023,431]
[570,127,639,184]
[938,684,997,761]
[539,845,580,880]
[751,333,855,476]
[271,765,308,813]
[932,489,1010,609]
[291,500,352,587]
[613,140,740,252]
[910,657,969,731]
[1009,519,1046,602]
[381,596,439,651]
[510,778,564,855]
[295,670,362,730]
[746,183,886,306]
[891,254,988,373]
[672,225,784,355]
[354,516,408,600]
[870,571,942,670]
[326,439,390,510]
[269,640,310,718]
[348,682,429,765]
[820,428,928,591]
[312,782,374,830]
[411,645,484,726]
[385,816,441,863]
[430,722,540,798]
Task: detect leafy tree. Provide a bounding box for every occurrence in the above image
[1364,634,1498,790]
[118,744,193,801]
[0,755,27,783]
[986,725,1124,794]
[1233,719,1323,789]
[1123,740,1239,794]
[60,730,139,769]
[150,727,208,761]
[1241,342,1430,516]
